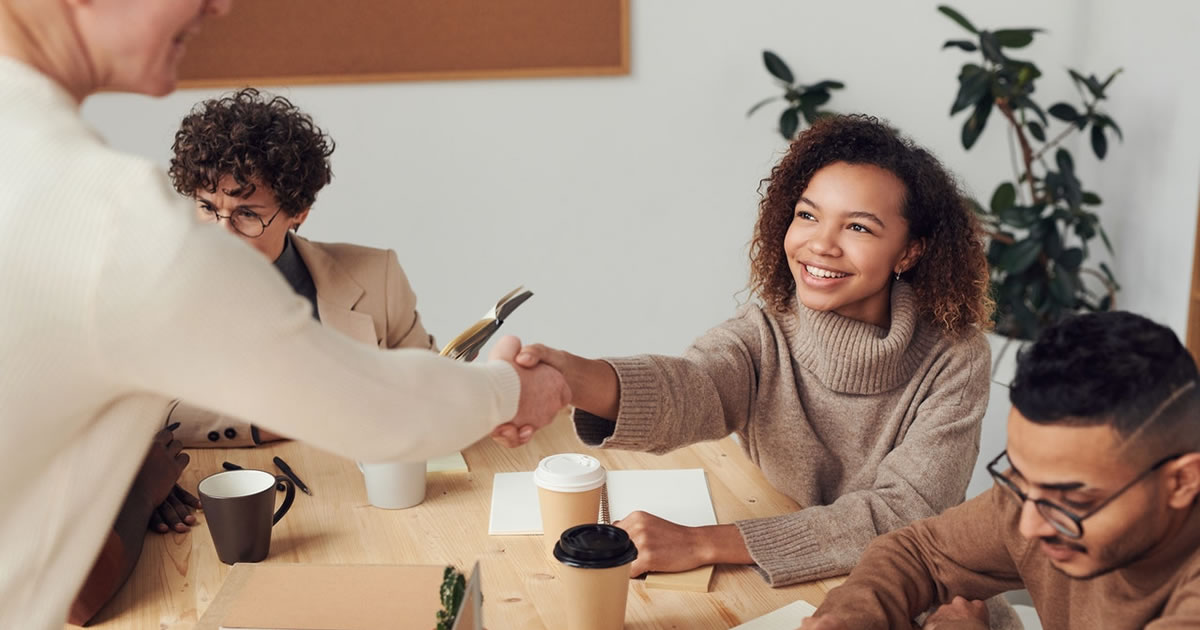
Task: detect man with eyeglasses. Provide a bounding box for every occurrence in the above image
[803,311,1200,630]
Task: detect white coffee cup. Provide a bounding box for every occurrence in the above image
[356,459,426,509]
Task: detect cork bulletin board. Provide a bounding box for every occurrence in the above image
[178,0,630,87]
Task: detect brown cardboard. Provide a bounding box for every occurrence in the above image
[194,563,479,630]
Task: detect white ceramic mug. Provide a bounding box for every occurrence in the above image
[356,459,427,509]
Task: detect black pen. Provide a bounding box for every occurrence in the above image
[273,456,312,496]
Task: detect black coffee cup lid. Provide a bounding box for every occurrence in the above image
[553,524,638,569]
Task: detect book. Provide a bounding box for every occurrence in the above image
[730,600,817,629]
[488,468,719,592]
[439,286,533,362]
[202,563,481,630]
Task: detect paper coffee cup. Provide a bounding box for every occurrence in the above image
[554,524,637,630]
[534,454,606,555]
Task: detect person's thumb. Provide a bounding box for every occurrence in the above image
[488,335,521,362]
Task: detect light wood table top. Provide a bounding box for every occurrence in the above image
[81,411,844,629]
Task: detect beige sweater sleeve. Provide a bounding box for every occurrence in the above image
[573,311,764,451]
[92,163,520,464]
[735,337,991,585]
[813,489,1025,629]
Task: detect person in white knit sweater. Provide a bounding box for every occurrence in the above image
[0,1,568,628]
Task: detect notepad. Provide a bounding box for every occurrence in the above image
[731,600,817,629]
[488,469,717,534]
[428,451,469,473]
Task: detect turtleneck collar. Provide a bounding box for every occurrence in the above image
[776,281,939,395]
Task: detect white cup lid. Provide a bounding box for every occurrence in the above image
[533,454,606,492]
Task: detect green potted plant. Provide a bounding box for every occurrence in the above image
[938,5,1121,340]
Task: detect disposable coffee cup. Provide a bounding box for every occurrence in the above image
[554,524,637,630]
[357,459,426,509]
[534,454,606,555]
[198,469,295,564]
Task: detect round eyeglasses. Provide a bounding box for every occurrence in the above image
[198,204,283,238]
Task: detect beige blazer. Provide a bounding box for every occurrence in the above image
[173,236,435,447]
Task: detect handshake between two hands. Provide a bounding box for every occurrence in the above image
[485,336,573,449]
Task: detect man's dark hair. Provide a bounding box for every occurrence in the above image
[169,87,334,215]
[1010,311,1199,449]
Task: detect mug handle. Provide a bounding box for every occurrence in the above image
[272,475,295,525]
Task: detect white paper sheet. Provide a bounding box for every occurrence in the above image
[487,469,716,535]
[731,600,817,630]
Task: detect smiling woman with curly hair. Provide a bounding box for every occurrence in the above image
[162,88,438,454]
[505,115,1015,626]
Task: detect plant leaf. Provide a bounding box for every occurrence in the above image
[993,29,1040,48]
[1013,95,1047,126]
[952,66,991,115]
[980,31,1007,65]
[938,5,979,34]
[1027,120,1045,142]
[1059,247,1084,271]
[962,94,993,149]
[779,107,800,140]
[808,80,845,91]
[1048,267,1079,307]
[1099,225,1114,255]
[1095,113,1123,140]
[1041,218,1063,259]
[1081,191,1102,205]
[998,237,1042,274]
[1048,102,1081,122]
[1056,148,1075,174]
[1091,124,1108,159]
[943,39,978,52]
[763,50,795,84]
[990,182,1016,212]
[746,95,781,118]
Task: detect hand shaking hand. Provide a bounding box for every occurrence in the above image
[488,336,571,448]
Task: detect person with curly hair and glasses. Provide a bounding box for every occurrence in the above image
[806,311,1200,630]
[161,88,438,455]
[511,115,1017,624]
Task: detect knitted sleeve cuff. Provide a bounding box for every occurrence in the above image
[571,356,663,451]
[735,516,841,587]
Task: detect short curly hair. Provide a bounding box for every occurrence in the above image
[169,88,334,215]
[749,114,993,334]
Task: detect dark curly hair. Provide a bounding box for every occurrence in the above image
[748,114,992,335]
[169,87,334,215]
[1011,311,1200,451]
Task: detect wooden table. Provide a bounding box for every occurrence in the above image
[81,411,844,629]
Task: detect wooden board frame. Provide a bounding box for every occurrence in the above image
[178,0,630,88]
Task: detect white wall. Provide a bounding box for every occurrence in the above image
[83,1,1200,481]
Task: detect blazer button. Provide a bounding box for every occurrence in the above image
[224,428,238,439]
[207,431,220,442]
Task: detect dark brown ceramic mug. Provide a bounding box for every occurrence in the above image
[198,469,295,564]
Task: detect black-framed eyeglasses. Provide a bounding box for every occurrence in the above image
[987,450,1182,540]
[197,204,283,238]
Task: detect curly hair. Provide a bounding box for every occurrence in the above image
[749,114,992,334]
[168,87,334,215]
